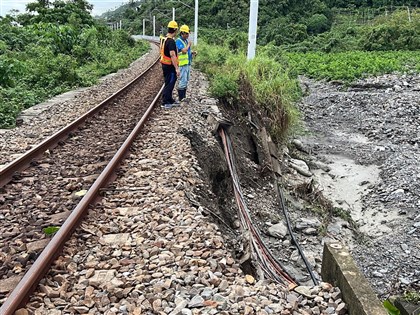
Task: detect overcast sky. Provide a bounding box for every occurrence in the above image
[0,0,125,17]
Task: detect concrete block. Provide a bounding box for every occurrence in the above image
[395,298,420,315]
[322,242,388,315]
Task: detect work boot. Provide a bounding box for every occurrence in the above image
[181,89,190,104]
[178,88,186,101]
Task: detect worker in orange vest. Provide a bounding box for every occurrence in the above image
[160,20,180,109]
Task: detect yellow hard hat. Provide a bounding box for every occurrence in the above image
[168,20,178,29]
[180,25,190,33]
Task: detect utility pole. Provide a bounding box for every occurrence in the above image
[194,0,198,45]
[173,7,175,20]
[143,18,145,36]
[247,0,259,60]
[153,15,156,37]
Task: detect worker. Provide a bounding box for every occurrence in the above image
[160,20,180,109]
[176,24,193,102]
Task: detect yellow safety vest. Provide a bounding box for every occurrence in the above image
[178,39,189,67]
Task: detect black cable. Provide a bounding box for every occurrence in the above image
[220,127,297,286]
[275,181,319,286]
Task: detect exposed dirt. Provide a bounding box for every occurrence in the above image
[184,72,419,302]
[183,93,334,287]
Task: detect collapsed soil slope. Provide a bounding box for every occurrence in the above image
[190,72,419,302]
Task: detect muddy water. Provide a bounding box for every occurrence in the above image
[311,153,396,236]
[296,74,420,298]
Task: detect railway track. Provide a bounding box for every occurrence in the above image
[0,53,163,313]
[0,57,348,314]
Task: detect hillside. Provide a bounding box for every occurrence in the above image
[101,0,418,47]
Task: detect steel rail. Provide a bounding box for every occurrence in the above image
[0,55,160,188]
[0,84,164,315]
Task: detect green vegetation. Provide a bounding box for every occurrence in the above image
[2,0,418,130]
[384,300,401,315]
[282,50,419,82]
[42,226,60,236]
[253,9,419,82]
[0,0,149,128]
[283,9,420,52]
[195,42,301,141]
[109,0,418,83]
[404,291,420,304]
[108,0,418,50]
[105,0,335,45]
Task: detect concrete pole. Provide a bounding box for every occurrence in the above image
[153,15,156,37]
[143,18,145,36]
[247,0,259,60]
[173,7,175,20]
[194,0,198,45]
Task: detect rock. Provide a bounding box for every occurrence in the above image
[336,302,347,315]
[245,275,255,284]
[294,286,313,298]
[188,295,205,308]
[303,227,318,235]
[267,222,288,239]
[39,285,60,298]
[73,306,90,314]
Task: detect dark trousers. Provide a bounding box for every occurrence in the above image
[162,65,177,105]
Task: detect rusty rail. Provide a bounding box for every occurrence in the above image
[0,81,164,315]
[0,55,159,188]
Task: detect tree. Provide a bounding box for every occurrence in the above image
[23,0,95,26]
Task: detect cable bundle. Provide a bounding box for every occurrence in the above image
[219,128,297,288]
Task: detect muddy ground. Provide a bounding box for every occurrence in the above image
[185,72,419,302]
[296,74,419,299]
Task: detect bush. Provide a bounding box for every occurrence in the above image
[209,72,239,103]
[306,14,331,34]
[0,19,150,128]
[243,54,301,140]
[0,55,22,87]
[361,9,420,51]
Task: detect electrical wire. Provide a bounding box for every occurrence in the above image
[275,181,319,285]
[219,127,297,288]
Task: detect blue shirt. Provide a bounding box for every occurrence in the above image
[176,37,192,65]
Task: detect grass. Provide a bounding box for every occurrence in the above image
[195,42,301,141]
[284,50,420,82]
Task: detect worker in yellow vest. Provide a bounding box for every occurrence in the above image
[176,24,193,101]
[160,21,180,109]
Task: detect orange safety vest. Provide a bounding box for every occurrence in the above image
[160,36,177,65]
